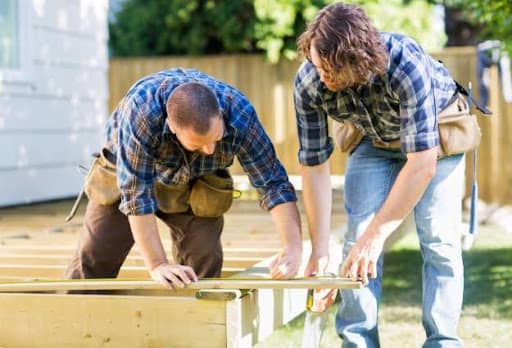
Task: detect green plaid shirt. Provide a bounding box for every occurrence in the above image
[294,32,457,166]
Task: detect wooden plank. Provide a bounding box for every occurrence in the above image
[0,245,281,258]
[0,254,260,269]
[0,277,360,293]
[487,66,502,203]
[0,265,243,280]
[0,293,227,348]
[235,287,309,345]
[222,239,341,346]
[0,237,281,248]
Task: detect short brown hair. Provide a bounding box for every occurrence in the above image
[297,2,388,89]
[166,82,221,134]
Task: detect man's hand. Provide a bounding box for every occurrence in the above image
[340,231,386,286]
[303,252,337,312]
[303,251,329,277]
[270,247,302,279]
[150,263,198,289]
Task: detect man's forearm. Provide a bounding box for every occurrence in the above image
[128,214,168,270]
[270,201,303,251]
[369,148,438,239]
[301,161,332,256]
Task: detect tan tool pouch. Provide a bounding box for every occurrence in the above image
[189,169,240,218]
[84,148,121,205]
[332,120,365,154]
[154,181,191,214]
[436,93,481,157]
[83,149,239,217]
[332,93,481,158]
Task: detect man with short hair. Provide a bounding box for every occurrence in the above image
[66,68,303,289]
[294,2,466,347]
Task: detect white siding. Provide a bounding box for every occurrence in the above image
[0,0,109,206]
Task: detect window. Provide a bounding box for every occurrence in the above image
[0,0,20,69]
[0,0,31,81]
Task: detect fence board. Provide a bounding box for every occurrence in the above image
[109,49,511,203]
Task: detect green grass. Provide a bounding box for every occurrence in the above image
[255,225,512,348]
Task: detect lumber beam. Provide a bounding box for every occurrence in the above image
[0,293,228,348]
[0,254,260,268]
[0,245,280,258]
[0,277,360,293]
[0,265,242,280]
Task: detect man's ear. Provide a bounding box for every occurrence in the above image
[167,118,176,134]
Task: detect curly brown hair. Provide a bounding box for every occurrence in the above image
[297,2,388,90]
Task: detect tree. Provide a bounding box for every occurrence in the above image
[109,0,447,62]
[462,0,512,55]
[415,0,512,54]
[109,0,257,56]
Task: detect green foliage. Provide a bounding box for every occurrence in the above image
[418,0,512,54]
[109,0,257,56]
[109,0,447,61]
[463,0,512,55]
[363,0,446,51]
[253,0,328,62]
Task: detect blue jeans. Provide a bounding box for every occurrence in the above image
[336,138,465,348]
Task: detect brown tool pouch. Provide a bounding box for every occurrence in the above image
[189,169,240,218]
[155,169,239,217]
[154,180,191,214]
[332,93,481,158]
[82,148,238,217]
[436,93,481,157]
[84,148,121,205]
[331,120,365,154]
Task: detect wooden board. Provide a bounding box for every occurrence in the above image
[0,198,348,346]
[0,264,243,280]
[0,293,227,348]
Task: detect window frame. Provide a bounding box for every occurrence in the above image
[0,0,32,83]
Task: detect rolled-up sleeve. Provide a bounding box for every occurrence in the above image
[294,62,334,166]
[235,102,296,211]
[388,38,439,153]
[116,97,158,215]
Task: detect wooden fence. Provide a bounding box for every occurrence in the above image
[109,48,512,204]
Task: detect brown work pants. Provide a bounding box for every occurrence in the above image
[65,200,224,280]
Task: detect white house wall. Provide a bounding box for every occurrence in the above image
[0,0,109,206]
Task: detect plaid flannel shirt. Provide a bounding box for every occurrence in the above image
[105,68,296,215]
[294,32,458,166]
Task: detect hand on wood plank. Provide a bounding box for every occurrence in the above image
[269,247,302,279]
[150,263,198,289]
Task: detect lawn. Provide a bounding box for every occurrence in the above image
[255,224,512,348]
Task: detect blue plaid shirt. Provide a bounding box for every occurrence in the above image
[105,68,296,216]
[294,32,457,166]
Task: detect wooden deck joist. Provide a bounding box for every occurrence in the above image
[0,292,230,348]
[0,264,244,280]
[0,254,262,268]
[0,245,281,259]
[0,277,360,292]
[0,198,350,347]
[0,236,351,347]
